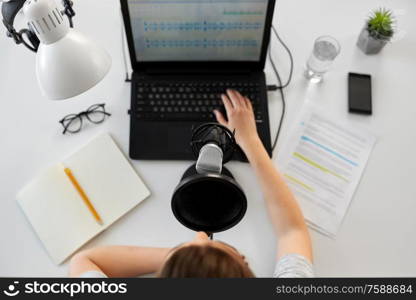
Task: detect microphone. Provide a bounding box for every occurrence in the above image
[171,123,247,236]
[190,123,236,175]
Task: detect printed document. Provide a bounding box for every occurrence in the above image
[278,104,376,237]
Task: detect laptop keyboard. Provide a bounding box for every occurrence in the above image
[134,80,263,122]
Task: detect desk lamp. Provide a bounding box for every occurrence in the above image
[171,123,247,238]
[1,0,111,99]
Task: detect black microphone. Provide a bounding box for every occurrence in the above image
[171,123,247,236]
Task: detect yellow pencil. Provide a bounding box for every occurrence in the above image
[64,167,103,225]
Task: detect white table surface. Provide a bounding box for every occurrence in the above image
[1,0,415,277]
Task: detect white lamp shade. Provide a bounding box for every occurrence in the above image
[36,29,111,100]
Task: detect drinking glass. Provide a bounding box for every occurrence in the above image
[304,36,341,83]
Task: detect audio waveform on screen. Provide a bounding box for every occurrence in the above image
[144,38,258,48]
[222,10,264,15]
[143,21,261,32]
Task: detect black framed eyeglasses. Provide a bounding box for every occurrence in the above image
[59,103,111,134]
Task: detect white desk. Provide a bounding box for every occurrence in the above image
[1,0,415,277]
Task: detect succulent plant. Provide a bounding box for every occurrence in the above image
[367,8,395,41]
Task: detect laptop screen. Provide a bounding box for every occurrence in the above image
[126,0,269,62]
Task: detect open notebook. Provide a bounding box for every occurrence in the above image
[17,133,150,264]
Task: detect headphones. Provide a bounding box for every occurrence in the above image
[1,0,75,52]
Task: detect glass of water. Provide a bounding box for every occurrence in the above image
[304,36,341,83]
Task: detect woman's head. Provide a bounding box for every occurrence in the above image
[158,232,254,278]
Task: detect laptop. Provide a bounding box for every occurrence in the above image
[121,0,276,161]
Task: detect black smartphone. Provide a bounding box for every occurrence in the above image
[348,72,372,115]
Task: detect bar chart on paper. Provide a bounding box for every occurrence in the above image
[279,105,377,237]
[126,0,269,61]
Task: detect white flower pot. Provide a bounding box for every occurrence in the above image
[357,27,389,55]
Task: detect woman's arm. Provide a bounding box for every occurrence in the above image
[69,246,171,277]
[214,90,312,262]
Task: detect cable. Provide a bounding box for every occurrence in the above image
[268,24,291,152]
[120,10,131,82]
[268,24,294,89]
[268,70,286,151]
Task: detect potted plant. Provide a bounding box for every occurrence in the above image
[357,8,395,54]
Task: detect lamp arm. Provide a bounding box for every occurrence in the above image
[61,0,75,28]
[1,0,33,49]
[1,0,76,52]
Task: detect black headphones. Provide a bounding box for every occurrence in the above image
[1,0,75,52]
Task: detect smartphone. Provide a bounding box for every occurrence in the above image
[348,72,372,115]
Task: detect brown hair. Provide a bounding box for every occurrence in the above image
[158,244,254,278]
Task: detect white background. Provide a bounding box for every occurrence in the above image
[0,0,415,277]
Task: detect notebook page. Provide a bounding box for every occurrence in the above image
[17,164,102,264]
[64,133,150,239]
[17,133,150,265]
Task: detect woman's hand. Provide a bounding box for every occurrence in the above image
[214,89,261,152]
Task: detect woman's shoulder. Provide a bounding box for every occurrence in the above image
[273,253,314,278]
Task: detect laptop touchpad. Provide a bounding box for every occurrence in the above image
[135,123,195,158]
[166,124,194,155]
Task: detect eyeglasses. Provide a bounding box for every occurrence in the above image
[59,103,111,134]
